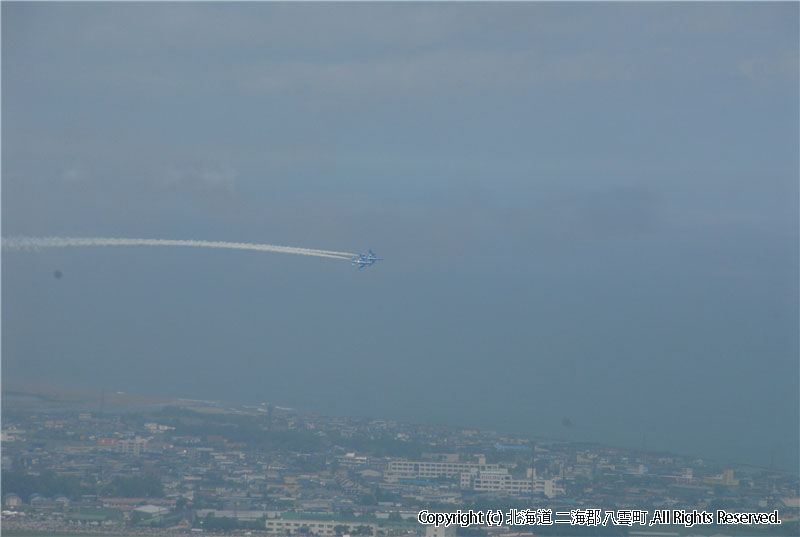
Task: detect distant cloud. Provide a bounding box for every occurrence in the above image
[737,51,799,81]
[10,3,790,100]
[160,167,236,195]
[240,49,633,97]
[561,185,663,238]
[61,167,89,185]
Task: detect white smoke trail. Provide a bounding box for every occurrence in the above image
[2,237,357,261]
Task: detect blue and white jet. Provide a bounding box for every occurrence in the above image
[352,250,382,270]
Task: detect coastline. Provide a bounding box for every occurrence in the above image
[1,520,266,537]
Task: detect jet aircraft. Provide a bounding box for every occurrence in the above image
[352,250,382,270]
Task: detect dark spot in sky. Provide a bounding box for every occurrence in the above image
[562,417,572,428]
[54,270,63,279]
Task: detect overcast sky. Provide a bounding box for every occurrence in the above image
[3,2,798,471]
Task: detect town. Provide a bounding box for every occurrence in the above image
[2,388,798,536]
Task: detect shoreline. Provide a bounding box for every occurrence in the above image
[1,520,271,537]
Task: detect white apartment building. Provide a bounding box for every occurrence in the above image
[386,456,500,480]
[264,518,378,536]
[459,468,564,498]
[118,437,148,456]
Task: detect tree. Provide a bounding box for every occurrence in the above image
[129,510,145,526]
[101,476,163,498]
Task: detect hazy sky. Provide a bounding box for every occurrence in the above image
[3,3,798,471]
